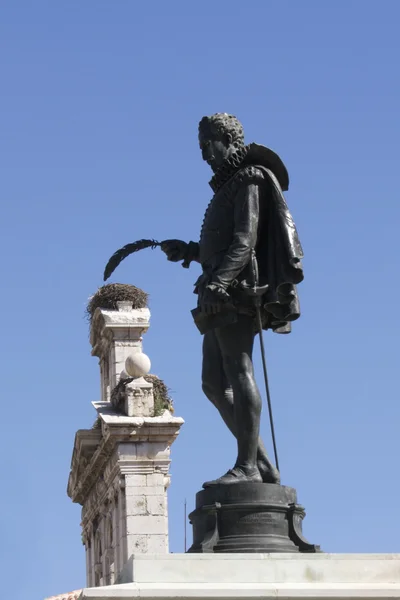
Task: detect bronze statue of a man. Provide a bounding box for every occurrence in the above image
[162,113,303,487]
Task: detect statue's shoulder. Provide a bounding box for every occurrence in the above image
[233,164,266,187]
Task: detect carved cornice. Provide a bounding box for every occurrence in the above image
[68,405,184,506]
[67,429,102,498]
[68,433,115,506]
[90,308,150,354]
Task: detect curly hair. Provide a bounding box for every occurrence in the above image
[199,113,245,149]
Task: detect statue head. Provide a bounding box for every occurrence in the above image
[198,113,245,171]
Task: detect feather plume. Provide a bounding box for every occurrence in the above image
[103,239,161,281]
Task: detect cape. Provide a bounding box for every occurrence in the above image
[235,144,304,334]
[255,164,303,334]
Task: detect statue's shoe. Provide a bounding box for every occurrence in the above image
[258,462,281,484]
[203,466,262,488]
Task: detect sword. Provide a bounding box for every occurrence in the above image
[243,250,280,473]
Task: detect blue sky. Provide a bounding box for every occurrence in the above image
[1,1,400,598]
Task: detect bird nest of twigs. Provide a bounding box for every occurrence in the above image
[144,374,174,416]
[86,283,148,323]
[110,373,173,417]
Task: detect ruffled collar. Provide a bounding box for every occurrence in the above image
[209,145,249,193]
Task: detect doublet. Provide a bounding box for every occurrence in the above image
[198,165,265,289]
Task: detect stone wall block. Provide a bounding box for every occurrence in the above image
[145,534,168,554]
[146,496,165,516]
[125,474,146,488]
[125,495,148,516]
[125,485,165,497]
[126,515,165,535]
[146,473,164,487]
[117,443,137,460]
[125,535,148,556]
[136,442,169,459]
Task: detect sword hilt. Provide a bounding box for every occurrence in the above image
[239,282,269,297]
[240,248,269,301]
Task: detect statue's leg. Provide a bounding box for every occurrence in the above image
[216,315,261,473]
[202,328,279,484]
[202,328,235,425]
[256,440,280,483]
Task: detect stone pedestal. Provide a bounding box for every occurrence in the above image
[188,483,319,554]
[79,553,400,599]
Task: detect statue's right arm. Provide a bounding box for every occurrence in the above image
[184,241,200,265]
[161,239,199,266]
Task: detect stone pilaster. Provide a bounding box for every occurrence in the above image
[67,301,183,586]
[90,302,153,414]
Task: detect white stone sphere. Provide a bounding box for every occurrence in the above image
[125,352,151,378]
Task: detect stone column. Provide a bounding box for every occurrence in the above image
[84,537,90,588]
[116,485,124,575]
[88,528,95,587]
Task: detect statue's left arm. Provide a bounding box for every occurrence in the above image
[210,172,261,290]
